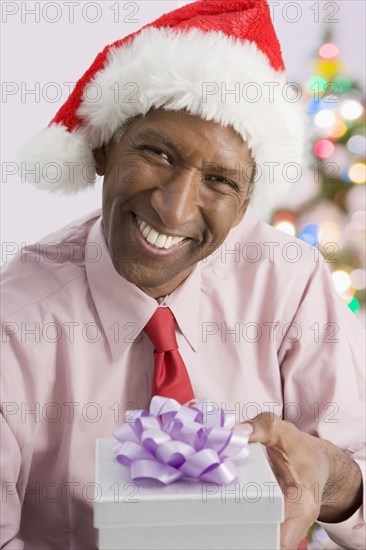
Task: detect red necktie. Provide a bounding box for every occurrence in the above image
[144,307,195,405]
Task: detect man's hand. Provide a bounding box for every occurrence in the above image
[234,413,363,550]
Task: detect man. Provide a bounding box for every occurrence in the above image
[1,1,365,549]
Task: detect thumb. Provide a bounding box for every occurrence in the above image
[233,421,255,442]
[234,411,280,445]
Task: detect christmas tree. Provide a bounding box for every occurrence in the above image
[271,29,366,319]
[270,28,365,550]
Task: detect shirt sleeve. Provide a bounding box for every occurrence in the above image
[278,254,366,549]
[0,361,24,550]
[317,443,366,550]
[0,424,24,549]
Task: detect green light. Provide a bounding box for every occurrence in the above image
[307,76,327,93]
[333,76,352,93]
[348,297,360,314]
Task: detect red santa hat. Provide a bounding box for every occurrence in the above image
[17,0,305,210]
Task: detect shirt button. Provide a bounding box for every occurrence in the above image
[352,523,365,529]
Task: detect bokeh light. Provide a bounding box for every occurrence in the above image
[347,135,366,155]
[274,212,295,224]
[340,99,364,120]
[348,297,360,313]
[345,222,364,242]
[316,59,340,77]
[319,222,341,247]
[330,120,348,139]
[313,139,335,159]
[341,166,352,183]
[307,76,327,95]
[275,221,296,236]
[299,224,320,246]
[340,287,355,303]
[333,75,352,93]
[319,43,339,59]
[314,110,336,128]
[348,163,366,184]
[351,269,366,290]
[307,98,323,115]
[332,270,351,292]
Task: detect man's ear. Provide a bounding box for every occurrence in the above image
[93,144,107,176]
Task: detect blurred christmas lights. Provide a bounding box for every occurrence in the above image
[348,162,366,184]
[319,222,341,247]
[319,43,339,59]
[340,99,364,121]
[314,109,337,128]
[298,224,320,246]
[330,120,348,139]
[275,221,296,236]
[347,135,366,155]
[313,139,335,159]
[332,270,351,292]
[284,34,366,546]
[350,269,366,290]
[307,76,328,95]
[273,36,365,326]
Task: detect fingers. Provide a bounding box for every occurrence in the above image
[280,490,318,550]
[234,413,322,550]
[234,411,288,446]
[280,517,309,550]
[233,421,254,440]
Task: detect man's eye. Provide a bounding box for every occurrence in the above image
[204,174,238,189]
[144,146,171,162]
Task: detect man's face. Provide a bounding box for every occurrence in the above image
[96,108,253,298]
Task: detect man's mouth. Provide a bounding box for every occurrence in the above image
[135,215,189,250]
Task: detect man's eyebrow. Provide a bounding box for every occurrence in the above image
[203,162,240,178]
[133,128,183,154]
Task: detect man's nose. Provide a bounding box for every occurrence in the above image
[150,170,199,228]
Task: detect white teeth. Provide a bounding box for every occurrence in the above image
[146,228,159,245]
[163,236,173,249]
[155,234,167,248]
[142,225,151,239]
[172,236,185,245]
[136,216,186,249]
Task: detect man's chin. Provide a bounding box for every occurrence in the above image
[114,261,196,297]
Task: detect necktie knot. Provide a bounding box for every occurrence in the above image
[144,307,178,353]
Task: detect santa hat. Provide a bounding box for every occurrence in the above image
[17,0,305,211]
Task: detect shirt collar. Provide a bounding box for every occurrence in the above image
[85,215,201,361]
[162,261,201,353]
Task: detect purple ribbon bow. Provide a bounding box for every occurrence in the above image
[112,396,250,485]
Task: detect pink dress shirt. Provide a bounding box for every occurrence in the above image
[1,207,365,550]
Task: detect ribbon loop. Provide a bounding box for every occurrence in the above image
[113,396,250,485]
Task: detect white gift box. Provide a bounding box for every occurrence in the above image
[94,437,284,550]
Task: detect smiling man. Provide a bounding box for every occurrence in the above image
[1,1,365,549]
[98,108,254,298]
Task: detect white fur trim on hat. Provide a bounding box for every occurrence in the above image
[18,26,305,212]
[16,124,96,195]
